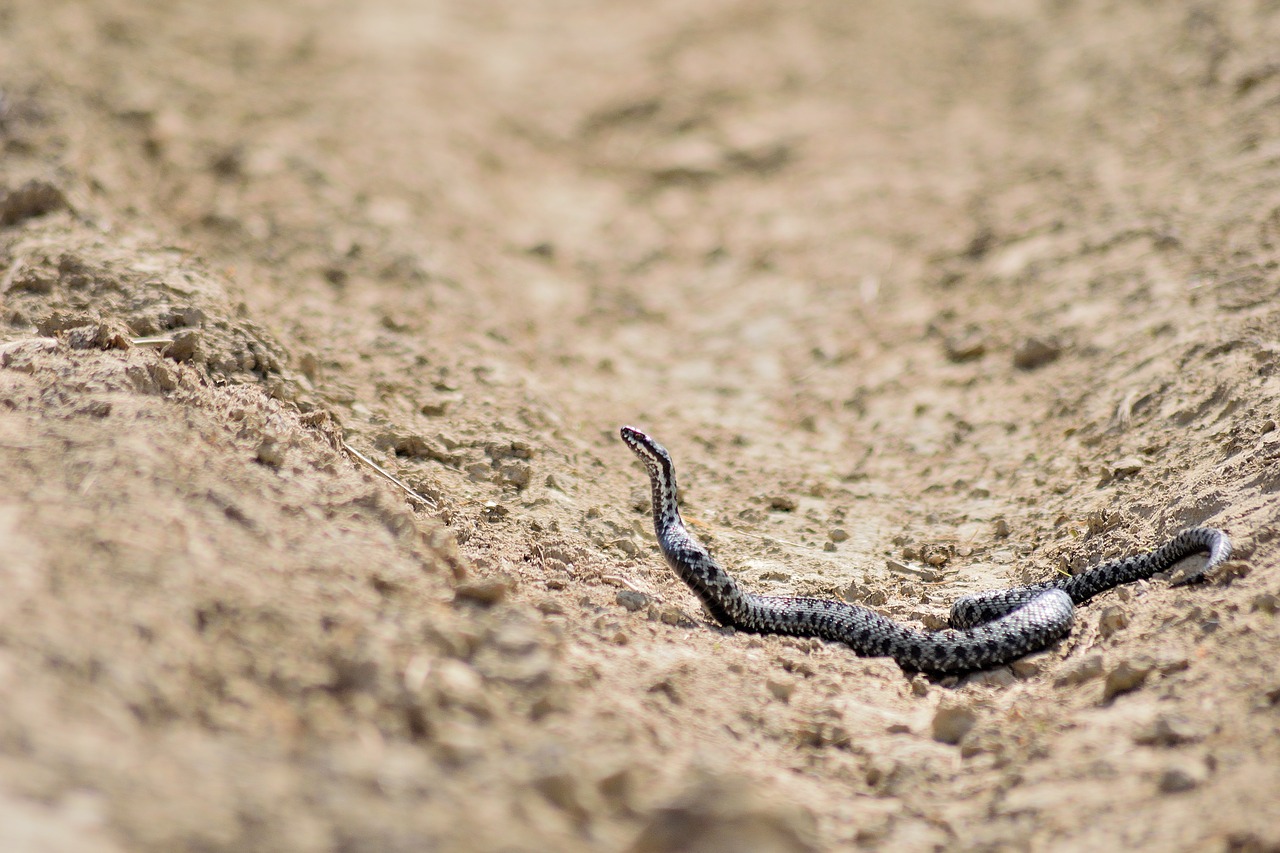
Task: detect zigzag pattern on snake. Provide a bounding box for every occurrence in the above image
[620,426,1232,674]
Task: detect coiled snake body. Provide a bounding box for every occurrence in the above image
[620,426,1231,674]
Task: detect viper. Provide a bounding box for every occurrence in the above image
[620,426,1231,674]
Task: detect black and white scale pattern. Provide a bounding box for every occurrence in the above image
[620,426,1232,674]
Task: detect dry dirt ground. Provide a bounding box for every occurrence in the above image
[2,1,1280,851]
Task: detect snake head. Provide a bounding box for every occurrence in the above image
[620,425,675,480]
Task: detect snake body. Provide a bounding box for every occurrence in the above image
[620,426,1231,674]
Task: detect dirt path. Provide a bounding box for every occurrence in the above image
[1,1,1279,850]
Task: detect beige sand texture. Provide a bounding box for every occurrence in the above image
[0,1,1278,850]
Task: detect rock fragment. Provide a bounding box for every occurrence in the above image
[0,179,68,226]
[1011,652,1048,678]
[1158,761,1208,793]
[1013,336,1063,370]
[616,590,651,612]
[943,331,987,363]
[1055,654,1105,687]
[1103,657,1154,702]
[1251,592,1279,614]
[1097,606,1130,638]
[256,438,286,467]
[766,678,796,703]
[931,700,978,745]
[1134,713,1203,747]
[433,659,489,716]
[0,337,59,369]
[454,576,511,606]
[1110,457,1145,478]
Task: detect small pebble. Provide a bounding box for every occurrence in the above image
[658,605,688,626]
[0,179,67,226]
[856,587,888,607]
[1153,650,1190,675]
[1110,457,1145,478]
[993,518,1011,538]
[1134,713,1203,747]
[1103,657,1154,702]
[597,767,637,811]
[944,333,987,363]
[1055,654,1105,686]
[1011,654,1046,678]
[255,438,286,467]
[533,770,586,817]
[0,337,59,369]
[535,599,565,615]
[526,241,556,259]
[1097,606,1130,638]
[829,528,850,543]
[766,678,796,703]
[1013,335,1063,370]
[1158,761,1208,793]
[454,577,510,605]
[885,559,941,582]
[418,395,453,416]
[166,329,201,362]
[769,495,798,512]
[931,701,978,745]
[616,590,651,612]
[1251,593,1279,614]
[434,659,487,713]
[480,501,508,522]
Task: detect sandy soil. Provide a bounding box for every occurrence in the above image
[1,1,1279,850]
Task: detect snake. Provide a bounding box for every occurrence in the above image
[620,426,1232,674]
